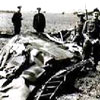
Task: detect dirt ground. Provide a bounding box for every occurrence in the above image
[58,70,100,100]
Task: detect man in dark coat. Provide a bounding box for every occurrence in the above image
[33,7,46,33]
[82,8,100,65]
[12,6,23,35]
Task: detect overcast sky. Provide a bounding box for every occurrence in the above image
[1,0,100,13]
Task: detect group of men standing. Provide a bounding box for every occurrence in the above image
[12,6,46,35]
[75,8,100,66]
[12,7,100,67]
[83,8,100,65]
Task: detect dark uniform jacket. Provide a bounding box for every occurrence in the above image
[77,19,85,34]
[12,12,22,27]
[33,13,46,32]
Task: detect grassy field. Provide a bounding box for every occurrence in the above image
[0,12,78,34]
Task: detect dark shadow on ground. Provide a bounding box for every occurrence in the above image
[0,34,14,38]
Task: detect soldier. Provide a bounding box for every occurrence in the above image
[82,8,100,65]
[12,6,23,35]
[73,12,85,46]
[33,7,46,33]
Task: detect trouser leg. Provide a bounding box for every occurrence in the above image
[82,40,92,59]
[93,42,100,65]
[14,26,21,35]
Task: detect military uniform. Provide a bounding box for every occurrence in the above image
[33,13,46,33]
[83,19,100,39]
[12,6,22,35]
[82,19,100,64]
[73,13,85,46]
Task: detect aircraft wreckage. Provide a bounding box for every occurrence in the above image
[0,32,94,100]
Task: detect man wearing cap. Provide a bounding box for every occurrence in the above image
[82,8,100,65]
[73,12,86,46]
[33,7,46,33]
[12,6,23,35]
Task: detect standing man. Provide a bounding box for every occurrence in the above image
[82,8,100,65]
[12,6,23,35]
[33,7,46,33]
[73,13,86,46]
